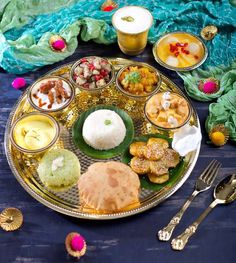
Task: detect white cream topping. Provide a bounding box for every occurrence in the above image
[161,92,171,110]
[161,100,171,110]
[112,6,152,34]
[168,116,178,127]
[51,156,64,172]
[172,124,202,156]
[162,91,171,100]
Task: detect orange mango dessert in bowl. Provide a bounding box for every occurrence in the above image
[153,32,208,71]
[144,91,192,130]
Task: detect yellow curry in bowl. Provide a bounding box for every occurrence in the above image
[10,112,59,154]
[145,92,191,129]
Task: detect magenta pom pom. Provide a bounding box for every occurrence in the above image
[12,78,26,89]
[198,78,219,94]
[52,39,66,51]
[203,81,218,94]
[70,234,85,252]
[49,35,67,52]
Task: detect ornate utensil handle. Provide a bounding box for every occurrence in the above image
[171,200,218,250]
[158,190,199,241]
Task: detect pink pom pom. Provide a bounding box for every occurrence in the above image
[12,78,26,89]
[52,39,66,51]
[202,81,218,94]
[70,234,85,252]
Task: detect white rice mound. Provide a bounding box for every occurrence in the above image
[82,109,126,150]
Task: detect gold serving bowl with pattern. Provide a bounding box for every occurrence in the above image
[116,62,162,101]
[27,76,75,113]
[144,91,192,131]
[9,112,60,155]
[69,56,115,94]
[153,31,208,71]
[4,58,200,220]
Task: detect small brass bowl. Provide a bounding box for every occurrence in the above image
[27,76,75,113]
[10,112,60,155]
[144,91,192,131]
[153,31,208,72]
[69,56,115,93]
[115,62,162,100]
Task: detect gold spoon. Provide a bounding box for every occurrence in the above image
[171,174,236,250]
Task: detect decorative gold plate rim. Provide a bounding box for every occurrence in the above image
[4,58,201,220]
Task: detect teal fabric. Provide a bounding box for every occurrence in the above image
[206,89,236,141]
[0,0,236,74]
[179,60,236,101]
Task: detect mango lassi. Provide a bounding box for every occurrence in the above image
[112,6,153,55]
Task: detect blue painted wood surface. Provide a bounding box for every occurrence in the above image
[0,42,235,263]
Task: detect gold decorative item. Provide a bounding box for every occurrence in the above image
[0,208,23,231]
[101,0,118,11]
[4,58,200,220]
[112,6,153,55]
[201,25,218,40]
[209,124,229,146]
[65,232,87,258]
[49,35,67,52]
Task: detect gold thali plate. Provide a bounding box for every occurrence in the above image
[4,58,200,220]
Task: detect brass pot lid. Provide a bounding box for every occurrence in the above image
[201,25,218,40]
[0,207,23,231]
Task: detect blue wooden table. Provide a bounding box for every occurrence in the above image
[0,42,235,263]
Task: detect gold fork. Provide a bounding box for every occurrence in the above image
[158,160,222,241]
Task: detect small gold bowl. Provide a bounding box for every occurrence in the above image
[27,76,75,113]
[153,31,208,72]
[69,56,115,93]
[115,62,162,100]
[10,112,60,155]
[144,91,192,131]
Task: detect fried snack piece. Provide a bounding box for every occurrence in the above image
[145,144,164,161]
[128,137,180,184]
[147,138,169,149]
[130,157,150,175]
[148,173,169,184]
[129,142,147,158]
[149,160,169,175]
[162,149,180,168]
